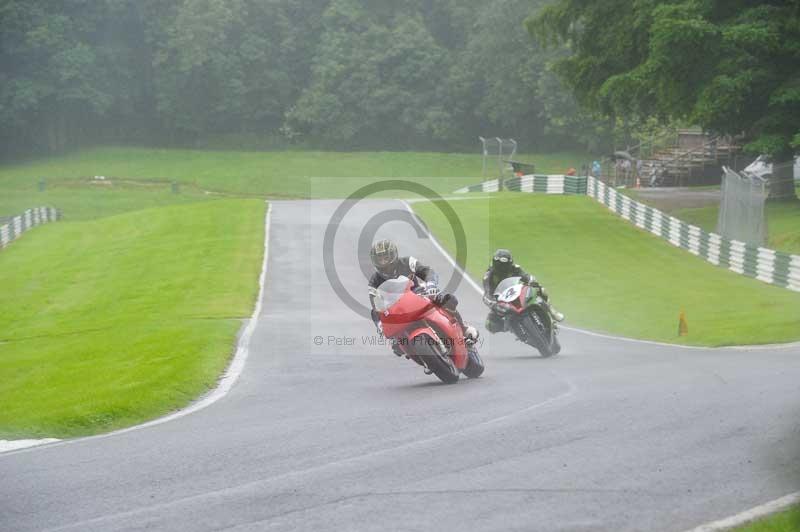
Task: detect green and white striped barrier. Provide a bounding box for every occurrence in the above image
[453,174,799,292]
[0,207,60,251]
[504,174,588,194]
[586,176,800,292]
[454,175,587,195]
[455,179,501,193]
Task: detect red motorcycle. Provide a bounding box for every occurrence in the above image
[374,276,484,384]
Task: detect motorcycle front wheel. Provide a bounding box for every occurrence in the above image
[413,335,459,384]
[550,335,562,355]
[462,347,485,379]
[520,312,554,357]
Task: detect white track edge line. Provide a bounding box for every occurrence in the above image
[1,202,272,457]
[401,200,483,295]
[0,438,60,453]
[401,200,800,352]
[683,492,800,532]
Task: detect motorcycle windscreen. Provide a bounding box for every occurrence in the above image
[373,276,412,313]
[375,276,432,326]
[493,276,522,301]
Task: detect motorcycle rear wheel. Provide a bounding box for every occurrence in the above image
[413,335,459,384]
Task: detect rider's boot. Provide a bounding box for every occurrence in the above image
[446,305,479,345]
[391,338,405,356]
[536,286,563,322]
[463,324,479,345]
[548,304,565,323]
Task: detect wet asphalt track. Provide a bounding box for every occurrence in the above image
[2,199,799,532]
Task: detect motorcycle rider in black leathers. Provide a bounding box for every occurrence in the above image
[482,248,564,333]
[368,239,478,355]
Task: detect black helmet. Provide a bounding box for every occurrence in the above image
[370,239,399,276]
[492,248,513,276]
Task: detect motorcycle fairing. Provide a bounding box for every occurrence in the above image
[376,277,468,370]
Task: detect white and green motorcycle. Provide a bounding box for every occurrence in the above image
[491,276,561,357]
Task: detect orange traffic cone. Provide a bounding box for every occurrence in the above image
[678,310,688,336]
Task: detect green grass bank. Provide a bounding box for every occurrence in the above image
[0,180,218,222]
[734,505,800,531]
[0,146,589,201]
[0,199,265,438]
[412,193,800,346]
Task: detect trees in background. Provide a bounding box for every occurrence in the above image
[288,0,605,150]
[286,1,450,148]
[0,1,135,154]
[529,0,800,198]
[143,0,325,143]
[0,0,599,157]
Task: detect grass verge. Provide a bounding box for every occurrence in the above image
[0,181,217,221]
[412,193,800,346]
[0,199,265,438]
[0,146,589,199]
[734,505,800,531]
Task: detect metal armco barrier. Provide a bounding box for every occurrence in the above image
[454,175,799,292]
[0,207,61,251]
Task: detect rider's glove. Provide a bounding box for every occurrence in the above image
[525,275,540,288]
[376,322,384,338]
[430,292,447,305]
[422,282,441,298]
[482,295,494,307]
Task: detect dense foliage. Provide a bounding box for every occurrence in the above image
[0,0,599,158]
[528,0,800,196]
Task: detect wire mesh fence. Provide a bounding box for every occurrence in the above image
[717,166,768,247]
[478,137,517,180]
